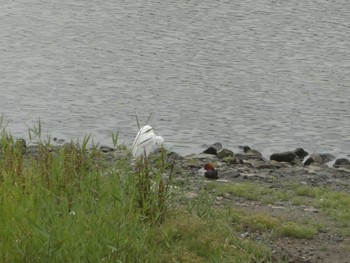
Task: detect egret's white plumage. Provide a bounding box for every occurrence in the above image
[132,125,164,158]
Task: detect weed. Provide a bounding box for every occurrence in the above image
[281,222,317,239]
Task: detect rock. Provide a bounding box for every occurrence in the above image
[185,192,198,199]
[25,144,40,157]
[270,151,297,163]
[209,142,223,151]
[304,157,314,166]
[333,158,350,168]
[167,151,183,161]
[217,148,234,159]
[294,148,309,161]
[100,145,114,153]
[184,153,218,161]
[222,156,244,165]
[304,153,336,166]
[202,147,217,155]
[249,160,282,170]
[270,148,308,164]
[236,146,264,161]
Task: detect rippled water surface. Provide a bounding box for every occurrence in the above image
[1,0,349,157]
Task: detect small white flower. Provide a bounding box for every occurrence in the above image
[69,211,76,216]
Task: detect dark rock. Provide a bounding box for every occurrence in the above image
[209,142,223,151]
[294,148,308,161]
[304,157,314,166]
[270,148,309,164]
[241,146,251,152]
[202,147,217,155]
[333,158,350,168]
[100,145,114,153]
[217,148,234,159]
[270,151,297,163]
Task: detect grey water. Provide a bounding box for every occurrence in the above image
[1,0,349,158]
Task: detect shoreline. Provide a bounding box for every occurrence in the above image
[1,137,350,262]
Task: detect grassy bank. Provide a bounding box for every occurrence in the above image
[2,121,350,262]
[0,125,271,262]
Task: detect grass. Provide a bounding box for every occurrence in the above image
[0,122,272,262]
[207,180,350,237]
[2,118,349,261]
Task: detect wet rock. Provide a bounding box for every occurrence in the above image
[202,147,217,155]
[270,148,309,164]
[294,148,309,161]
[100,145,114,153]
[217,148,234,159]
[333,158,350,168]
[304,153,336,166]
[209,142,223,151]
[270,151,297,163]
[235,146,264,161]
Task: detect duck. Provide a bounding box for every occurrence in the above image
[203,163,219,179]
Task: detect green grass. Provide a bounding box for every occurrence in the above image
[280,222,317,239]
[207,181,350,237]
[0,122,272,262]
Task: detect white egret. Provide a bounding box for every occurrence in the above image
[131,125,164,158]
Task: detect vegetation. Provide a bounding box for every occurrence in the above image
[1,118,349,262]
[207,181,350,236]
[0,122,271,262]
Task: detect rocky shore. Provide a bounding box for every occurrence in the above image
[3,138,350,262]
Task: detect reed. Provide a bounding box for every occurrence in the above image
[0,121,271,262]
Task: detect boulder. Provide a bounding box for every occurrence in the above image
[217,148,234,159]
[294,148,309,161]
[270,151,297,163]
[236,146,264,161]
[270,148,309,164]
[100,145,114,153]
[333,158,350,168]
[209,142,223,151]
[202,147,217,155]
[304,153,336,166]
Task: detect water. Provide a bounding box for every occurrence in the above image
[1,0,349,158]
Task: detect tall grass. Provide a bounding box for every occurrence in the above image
[0,122,272,262]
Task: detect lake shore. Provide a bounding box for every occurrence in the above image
[2,138,350,262]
